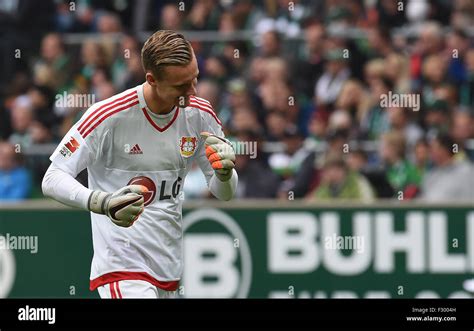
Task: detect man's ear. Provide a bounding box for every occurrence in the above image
[145,72,157,86]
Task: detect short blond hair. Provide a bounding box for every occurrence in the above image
[141,30,192,79]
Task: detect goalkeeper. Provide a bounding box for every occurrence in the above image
[42,30,237,298]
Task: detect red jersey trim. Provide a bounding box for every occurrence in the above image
[189,96,222,127]
[90,271,179,292]
[82,100,139,138]
[141,106,179,132]
[109,283,116,299]
[79,90,137,134]
[115,282,123,298]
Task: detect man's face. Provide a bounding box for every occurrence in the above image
[323,165,346,185]
[380,140,395,163]
[430,140,450,166]
[147,53,199,108]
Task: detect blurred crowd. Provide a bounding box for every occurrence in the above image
[0,0,473,202]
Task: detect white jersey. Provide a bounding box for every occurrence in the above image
[49,84,224,291]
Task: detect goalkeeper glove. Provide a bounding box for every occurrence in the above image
[200,132,235,182]
[88,185,148,227]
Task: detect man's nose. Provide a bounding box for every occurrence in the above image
[187,86,196,96]
[187,79,197,96]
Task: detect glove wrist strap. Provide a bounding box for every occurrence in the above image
[88,191,111,214]
[215,170,232,182]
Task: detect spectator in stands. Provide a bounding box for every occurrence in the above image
[111,34,140,89]
[384,53,411,94]
[119,51,144,90]
[197,79,221,113]
[423,99,451,140]
[420,133,474,202]
[376,0,407,28]
[232,106,262,134]
[335,79,371,126]
[0,142,31,201]
[33,33,71,92]
[8,96,34,148]
[309,153,374,202]
[346,148,365,171]
[293,22,325,100]
[450,0,474,29]
[0,104,12,140]
[265,111,287,141]
[2,0,474,203]
[386,106,423,151]
[413,138,431,176]
[160,3,184,30]
[421,54,449,107]
[460,48,474,107]
[360,76,392,140]
[314,48,351,111]
[380,131,422,199]
[204,55,232,85]
[28,85,59,134]
[234,130,281,198]
[451,110,474,161]
[446,28,470,87]
[259,30,283,58]
[305,110,329,148]
[219,41,250,74]
[183,0,220,30]
[269,125,309,178]
[328,109,353,137]
[79,39,109,81]
[367,26,394,59]
[91,69,116,102]
[219,79,253,128]
[283,110,331,200]
[363,58,385,87]
[411,21,445,86]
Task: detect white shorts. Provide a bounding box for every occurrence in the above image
[97,280,178,299]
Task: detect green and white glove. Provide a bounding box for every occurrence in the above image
[200,131,235,182]
[88,185,148,227]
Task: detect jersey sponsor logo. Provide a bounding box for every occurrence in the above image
[179,136,197,158]
[128,144,143,155]
[158,177,182,200]
[127,176,156,206]
[127,176,183,204]
[60,137,80,158]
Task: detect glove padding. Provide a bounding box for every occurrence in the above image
[200,132,235,182]
[88,185,148,227]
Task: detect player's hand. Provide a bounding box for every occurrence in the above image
[200,132,235,182]
[88,185,148,227]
